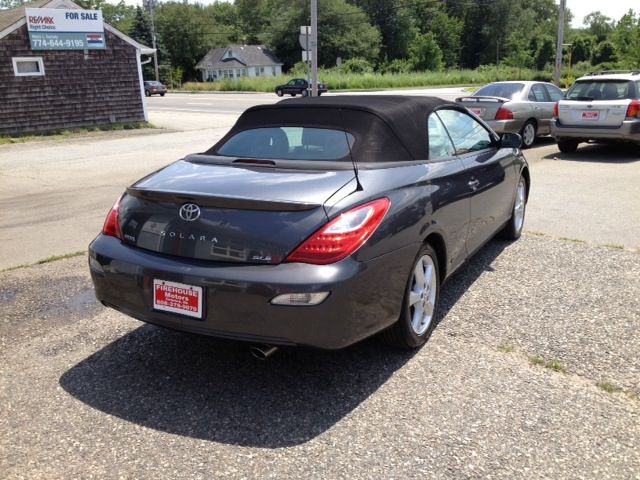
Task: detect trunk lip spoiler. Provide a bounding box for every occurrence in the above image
[455,96,510,103]
[125,187,322,212]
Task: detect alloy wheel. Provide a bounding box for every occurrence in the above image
[408,255,437,335]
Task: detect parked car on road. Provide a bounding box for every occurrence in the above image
[89,96,529,354]
[275,78,328,97]
[456,81,565,148]
[550,71,640,152]
[144,80,167,97]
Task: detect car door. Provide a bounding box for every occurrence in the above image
[436,108,516,255]
[426,112,470,272]
[528,83,555,134]
[283,80,296,94]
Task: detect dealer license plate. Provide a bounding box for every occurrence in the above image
[153,279,203,319]
[581,111,600,120]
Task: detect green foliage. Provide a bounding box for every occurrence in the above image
[74,0,135,32]
[339,58,374,74]
[583,11,614,42]
[409,32,443,72]
[381,58,413,74]
[611,10,640,68]
[591,40,618,65]
[534,36,555,70]
[571,36,595,64]
[128,6,152,47]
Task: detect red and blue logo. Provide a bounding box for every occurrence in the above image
[86,33,104,47]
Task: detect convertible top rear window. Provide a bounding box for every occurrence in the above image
[216,127,355,161]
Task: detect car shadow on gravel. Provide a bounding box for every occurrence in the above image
[543,142,640,163]
[59,240,509,447]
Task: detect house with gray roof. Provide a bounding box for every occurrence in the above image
[195,44,283,82]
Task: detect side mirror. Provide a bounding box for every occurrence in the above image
[500,132,522,149]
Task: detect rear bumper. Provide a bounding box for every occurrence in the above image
[551,119,640,141]
[485,119,524,134]
[89,235,417,349]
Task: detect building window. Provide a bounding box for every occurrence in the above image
[272,66,276,76]
[12,57,45,77]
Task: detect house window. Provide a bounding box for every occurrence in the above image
[271,66,276,76]
[12,57,45,77]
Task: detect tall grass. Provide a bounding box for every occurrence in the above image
[179,66,577,93]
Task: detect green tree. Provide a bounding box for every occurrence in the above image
[611,10,640,67]
[260,0,380,70]
[75,0,135,32]
[128,6,152,47]
[583,11,613,43]
[409,32,443,71]
[534,35,555,70]
[571,35,595,64]
[591,40,618,65]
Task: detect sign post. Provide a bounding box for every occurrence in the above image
[26,8,106,50]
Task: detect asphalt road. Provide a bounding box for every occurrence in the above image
[1,90,639,478]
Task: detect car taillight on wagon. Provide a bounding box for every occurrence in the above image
[285,198,390,265]
[553,101,559,118]
[495,107,514,120]
[102,196,123,240]
[626,99,640,119]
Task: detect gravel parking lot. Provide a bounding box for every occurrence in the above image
[1,235,638,479]
[1,92,639,478]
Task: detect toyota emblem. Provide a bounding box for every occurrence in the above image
[179,203,201,221]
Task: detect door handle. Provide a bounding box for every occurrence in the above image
[468,179,480,191]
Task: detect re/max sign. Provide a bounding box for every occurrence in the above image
[25,7,104,33]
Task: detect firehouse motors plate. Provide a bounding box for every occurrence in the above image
[153,279,203,319]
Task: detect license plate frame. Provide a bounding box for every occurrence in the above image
[581,110,600,120]
[153,279,204,319]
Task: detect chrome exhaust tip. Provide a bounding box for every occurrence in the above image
[250,344,279,360]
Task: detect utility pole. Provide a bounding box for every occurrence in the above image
[148,0,160,82]
[310,0,318,96]
[553,0,566,86]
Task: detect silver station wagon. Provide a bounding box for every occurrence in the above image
[550,71,640,152]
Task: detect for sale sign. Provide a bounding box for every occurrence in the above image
[25,8,106,50]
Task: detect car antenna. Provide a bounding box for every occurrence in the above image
[341,110,363,192]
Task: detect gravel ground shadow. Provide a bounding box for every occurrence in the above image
[543,142,640,163]
[59,240,509,447]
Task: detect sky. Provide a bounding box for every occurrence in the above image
[119,0,638,28]
[566,0,637,27]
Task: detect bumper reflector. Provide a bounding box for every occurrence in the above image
[271,292,330,306]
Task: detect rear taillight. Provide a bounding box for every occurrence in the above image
[553,102,559,118]
[495,107,514,120]
[102,196,123,240]
[626,99,640,118]
[285,198,390,265]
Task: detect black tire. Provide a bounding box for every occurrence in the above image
[380,244,440,349]
[520,120,537,149]
[144,90,150,97]
[276,89,283,97]
[317,92,322,96]
[160,93,165,97]
[500,174,527,240]
[557,139,579,153]
[302,89,308,97]
[290,93,296,97]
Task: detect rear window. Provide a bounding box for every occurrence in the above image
[474,83,524,100]
[216,127,355,161]
[566,80,634,100]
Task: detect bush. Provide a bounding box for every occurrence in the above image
[381,58,413,74]
[340,58,374,74]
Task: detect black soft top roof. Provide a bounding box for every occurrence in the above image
[208,95,460,162]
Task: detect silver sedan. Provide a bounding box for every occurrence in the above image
[456,81,565,148]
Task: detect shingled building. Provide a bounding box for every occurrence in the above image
[0,0,154,136]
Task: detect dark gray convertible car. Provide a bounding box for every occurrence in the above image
[89,96,529,354]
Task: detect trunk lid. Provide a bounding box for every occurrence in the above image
[558,99,630,127]
[119,156,355,264]
[456,96,508,120]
